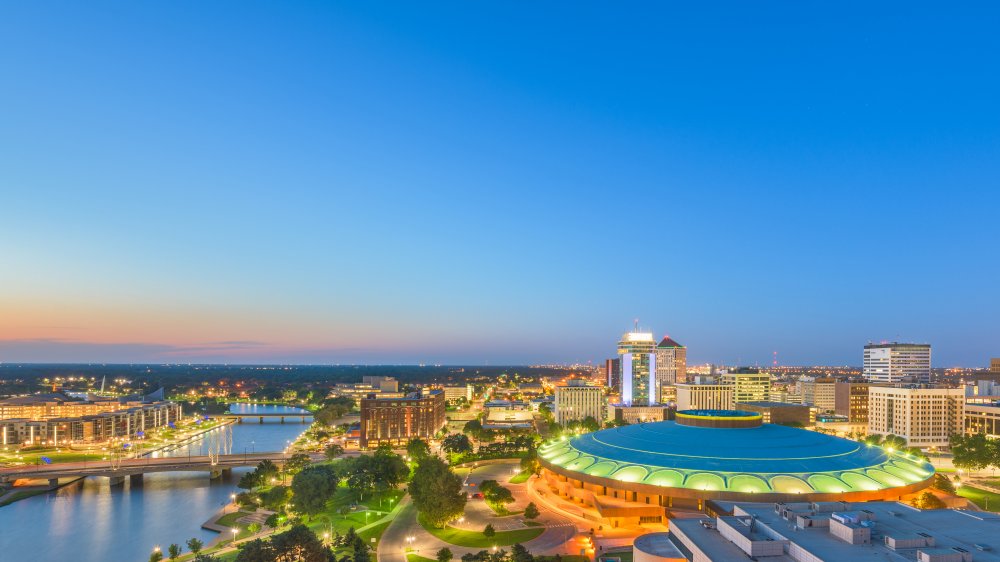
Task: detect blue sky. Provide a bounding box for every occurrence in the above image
[1,2,998,366]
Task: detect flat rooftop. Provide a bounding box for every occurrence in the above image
[674,501,1000,562]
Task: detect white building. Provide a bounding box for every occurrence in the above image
[867,385,964,448]
[863,342,931,384]
[674,383,734,411]
[554,380,605,424]
[618,331,656,405]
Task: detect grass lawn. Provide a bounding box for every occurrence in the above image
[958,485,1000,511]
[600,551,633,562]
[418,515,543,547]
[301,486,401,538]
[359,520,393,548]
[509,470,532,484]
[486,501,523,516]
[407,555,437,562]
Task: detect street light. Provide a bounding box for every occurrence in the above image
[231,528,239,542]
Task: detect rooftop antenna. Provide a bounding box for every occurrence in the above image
[773,351,779,368]
[634,318,639,332]
[100,375,106,395]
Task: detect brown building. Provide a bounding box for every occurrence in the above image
[738,401,813,426]
[359,390,446,448]
[834,380,870,423]
[607,404,672,424]
[992,358,1000,374]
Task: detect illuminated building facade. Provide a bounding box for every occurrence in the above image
[654,336,686,403]
[867,385,964,448]
[538,410,933,527]
[618,331,656,405]
[720,368,772,404]
[359,390,446,448]
[864,342,931,384]
[555,380,605,424]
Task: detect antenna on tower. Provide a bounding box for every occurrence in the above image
[100,375,106,396]
[634,318,639,332]
[773,351,778,368]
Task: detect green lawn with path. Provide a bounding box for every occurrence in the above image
[407,555,437,562]
[958,485,1000,511]
[418,515,543,547]
[509,470,532,484]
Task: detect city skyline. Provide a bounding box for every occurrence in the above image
[3,3,999,366]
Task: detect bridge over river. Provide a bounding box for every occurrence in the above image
[222,412,313,424]
[0,452,314,488]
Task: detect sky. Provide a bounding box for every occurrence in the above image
[1,2,998,367]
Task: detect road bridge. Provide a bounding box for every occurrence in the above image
[0,452,306,488]
[222,412,313,424]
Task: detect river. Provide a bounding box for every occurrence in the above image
[0,404,312,562]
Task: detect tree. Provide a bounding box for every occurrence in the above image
[234,539,276,562]
[150,551,164,562]
[442,434,473,455]
[167,544,182,560]
[247,523,261,535]
[408,457,467,527]
[520,449,539,474]
[511,544,534,562]
[186,538,204,555]
[407,438,431,460]
[325,443,345,461]
[463,419,484,438]
[262,485,291,510]
[437,547,454,562]
[483,524,496,538]
[933,473,957,494]
[914,491,946,510]
[524,502,540,520]
[291,464,341,515]
[951,433,998,471]
[271,524,328,562]
[284,452,313,474]
[256,459,280,482]
[238,471,261,490]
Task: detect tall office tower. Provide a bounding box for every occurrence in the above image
[618,331,656,405]
[654,336,687,403]
[554,380,605,424]
[867,386,964,448]
[604,358,621,392]
[863,342,932,384]
[720,367,772,404]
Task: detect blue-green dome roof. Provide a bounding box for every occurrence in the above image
[539,421,934,495]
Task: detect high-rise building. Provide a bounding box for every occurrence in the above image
[834,380,870,424]
[867,385,964,448]
[359,390,446,448]
[863,342,931,384]
[604,358,621,393]
[720,368,772,404]
[674,382,734,411]
[991,358,1000,374]
[618,331,656,405]
[554,380,605,424]
[654,336,686,403]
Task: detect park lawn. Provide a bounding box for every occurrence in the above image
[216,511,253,528]
[509,470,532,484]
[1,450,107,464]
[486,501,523,516]
[600,552,633,562]
[958,485,1000,511]
[302,486,399,537]
[418,515,543,547]
[359,520,393,547]
[408,555,437,562]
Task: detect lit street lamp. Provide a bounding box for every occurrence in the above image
[231,528,239,542]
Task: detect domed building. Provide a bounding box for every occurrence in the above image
[538,409,934,527]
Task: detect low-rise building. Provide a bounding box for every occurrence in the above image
[966,403,1000,437]
[675,383,733,411]
[607,404,672,424]
[670,501,1000,562]
[739,401,814,426]
[835,380,870,423]
[0,400,182,446]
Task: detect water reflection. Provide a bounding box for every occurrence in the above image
[0,404,310,562]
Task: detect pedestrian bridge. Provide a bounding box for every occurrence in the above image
[0,452,304,488]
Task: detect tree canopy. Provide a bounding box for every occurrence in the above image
[408,457,467,527]
[951,433,998,471]
[291,464,341,515]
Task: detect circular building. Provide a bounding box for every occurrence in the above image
[538,410,934,527]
